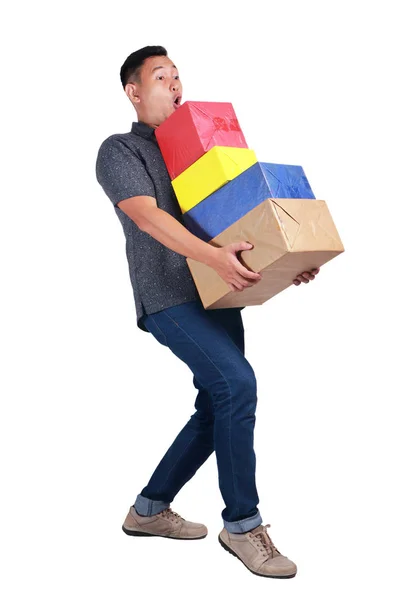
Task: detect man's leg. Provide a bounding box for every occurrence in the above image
[134,300,261,533]
[135,372,215,515]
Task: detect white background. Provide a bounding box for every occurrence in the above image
[2,0,399,598]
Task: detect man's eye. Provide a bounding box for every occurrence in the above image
[156,75,165,80]
[174,76,180,80]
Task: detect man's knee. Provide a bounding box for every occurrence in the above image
[211,365,257,414]
[191,409,214,425]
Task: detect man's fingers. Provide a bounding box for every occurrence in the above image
[230,265,319,289]
[293,269,320,285]
[233,259,261,281]
[232,266,260,287]
[237,265,261,280]
[297,274,309,283]
[231,279,260,291]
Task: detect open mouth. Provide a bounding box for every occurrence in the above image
[173,95,182,109]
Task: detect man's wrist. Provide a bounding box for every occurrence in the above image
[197,242,219,268]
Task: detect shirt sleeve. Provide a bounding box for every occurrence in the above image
[95,136,156,207]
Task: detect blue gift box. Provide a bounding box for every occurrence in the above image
[182,162,315,243]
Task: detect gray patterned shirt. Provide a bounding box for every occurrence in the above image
[95,121,201,332]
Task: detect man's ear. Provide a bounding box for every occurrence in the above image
[125,82,140,105]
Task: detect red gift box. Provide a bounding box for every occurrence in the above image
[155,101,248,180]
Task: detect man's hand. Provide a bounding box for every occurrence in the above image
[293,267,320,286]
[210,242,262,292]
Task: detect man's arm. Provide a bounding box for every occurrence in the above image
[96,138,259,290]
[118,195,320,290]
[118,195,218,266]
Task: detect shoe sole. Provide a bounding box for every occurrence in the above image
[122,525,207,540]
[218,535,297,579]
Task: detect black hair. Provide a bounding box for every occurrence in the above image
[120,46,168,88]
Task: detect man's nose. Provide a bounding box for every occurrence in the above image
[170,80,180,92]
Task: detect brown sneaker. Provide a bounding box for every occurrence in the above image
[122,505,208,540]
[219,524,297,578]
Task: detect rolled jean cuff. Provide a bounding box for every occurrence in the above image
[134,493,170,517]
[223,509,262,534]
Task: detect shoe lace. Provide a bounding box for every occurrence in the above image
[159,508,184,523]
[249,524,280,560]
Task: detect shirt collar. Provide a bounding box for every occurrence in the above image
[131,121,156,139]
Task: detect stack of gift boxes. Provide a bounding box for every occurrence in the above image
[155,101,344,310]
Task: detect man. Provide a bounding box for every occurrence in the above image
[95,45,320,579]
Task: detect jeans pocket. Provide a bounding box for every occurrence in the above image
[144,314,168,347]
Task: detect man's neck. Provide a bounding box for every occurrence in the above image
[136,113,158,129]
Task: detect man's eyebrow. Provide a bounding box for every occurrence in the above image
[151,65,178,73]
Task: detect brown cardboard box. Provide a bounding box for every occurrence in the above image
[186,198,344,309]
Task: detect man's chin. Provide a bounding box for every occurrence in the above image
[158,109,175,125]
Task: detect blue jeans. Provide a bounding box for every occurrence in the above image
[134,300,262,534]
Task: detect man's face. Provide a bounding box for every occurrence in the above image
[127,55,182,126]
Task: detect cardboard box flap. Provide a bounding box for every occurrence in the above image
[272,199,345,251]
[271,200,301,248]
[228,200,290,272]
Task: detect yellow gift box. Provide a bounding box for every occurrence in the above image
[172,146,258,213]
